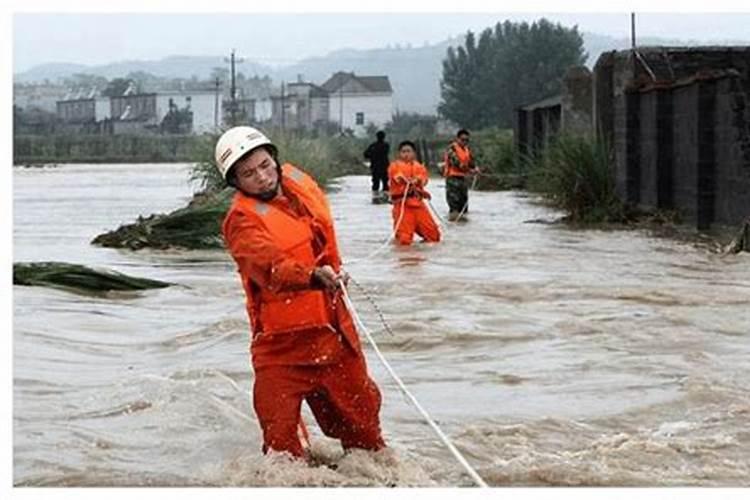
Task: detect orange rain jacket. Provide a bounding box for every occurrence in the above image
[388,159,431,206]
[221,164,385,458]
[388,160,441,245]
[222,163,361,366]
[442,140,475,178]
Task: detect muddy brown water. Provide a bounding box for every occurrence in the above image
[13,164,750,486]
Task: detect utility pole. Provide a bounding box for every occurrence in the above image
[339,87,343,135]
[631,13,636,48]
[281,81,286,131]
[224,49,244,126]
[213,77,220,130]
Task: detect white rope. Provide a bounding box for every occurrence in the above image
[345,180,412,265]
[425,198,447,229]
[339,281,489,488]
[453,173,479,222]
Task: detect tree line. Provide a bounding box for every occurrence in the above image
[439,19,586,129]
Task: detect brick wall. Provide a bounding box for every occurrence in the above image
[596,47,750,228]
[715,77,750,225]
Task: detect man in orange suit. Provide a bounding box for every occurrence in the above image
[215,126,386,460]
[388,140,442,246]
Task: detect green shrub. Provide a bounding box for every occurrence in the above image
[525,135,626,223]
[188,130,369,194]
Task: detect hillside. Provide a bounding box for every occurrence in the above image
[15,32,749,114]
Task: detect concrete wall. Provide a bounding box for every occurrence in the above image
[638,92,658,208]
[593,52,615,145]
[618,77,750,228]
[597,47,750,229]
[515,100,562,157]
[57,99,96,123]
[715,77,750,225]
[670,84,699,224]
[561,66,593,136]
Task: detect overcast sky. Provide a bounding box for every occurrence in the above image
[12,12,750,73]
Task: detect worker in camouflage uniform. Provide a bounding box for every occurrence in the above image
[442,129,479,221]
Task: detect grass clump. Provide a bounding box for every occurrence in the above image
[524,135,627,223]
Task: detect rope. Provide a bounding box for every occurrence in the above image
[425,172,479,235]
[348,276,394,337]
[453,173,479,223]
[339,280,489,488]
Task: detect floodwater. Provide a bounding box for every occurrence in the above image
[13,163,750,486]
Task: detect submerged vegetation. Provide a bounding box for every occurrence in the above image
[13,262,172,294]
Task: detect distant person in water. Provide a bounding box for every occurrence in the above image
[363,130,390,204]
[442,129,479,221]
[387,140,441,245]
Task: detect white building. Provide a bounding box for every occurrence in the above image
[255,98,272,122]
[95,97,111,121]
[14,83,68,113]
[155,91,220,134]
[321,72,393,137]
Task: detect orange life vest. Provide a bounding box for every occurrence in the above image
[388,160,431,206]
[443,141,473,177]
[222,163,359,349]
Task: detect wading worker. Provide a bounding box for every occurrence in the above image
[442,129,479,221]
[215,126,386,460]
[363,130,390,204]
[388,140,441,246]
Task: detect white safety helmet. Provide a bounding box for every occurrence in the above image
[214,126,277,181]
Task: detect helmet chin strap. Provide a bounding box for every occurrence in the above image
[240,163,282,201]
[254,184,279,202]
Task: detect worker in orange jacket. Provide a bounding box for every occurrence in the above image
[215,126,386,460]
[388,140,441,246]
[443,129,479,221]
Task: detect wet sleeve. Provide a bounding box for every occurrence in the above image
[224,213,315,293]
[418,164,429,185]
[387,163,397,182]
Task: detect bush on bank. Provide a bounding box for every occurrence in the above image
[524,134,627,224]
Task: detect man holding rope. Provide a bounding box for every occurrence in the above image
[388,140,442,246]
[442,129,479,222]
[215,126,386,460]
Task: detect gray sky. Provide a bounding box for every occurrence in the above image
[12,12,750,73]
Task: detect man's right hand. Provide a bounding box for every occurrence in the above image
[312,265,345,293]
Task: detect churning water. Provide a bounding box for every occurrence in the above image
[13,164,750,486]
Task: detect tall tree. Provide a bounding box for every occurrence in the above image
[439,19,586,129]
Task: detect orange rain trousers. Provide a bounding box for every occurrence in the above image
[252,341,386,458]
[392,200,441,246]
